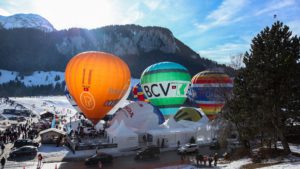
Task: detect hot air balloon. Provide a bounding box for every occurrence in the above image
[188,70,233,120]
[132,82,149,102]
[65,51,131,125]
[140,62,191,116]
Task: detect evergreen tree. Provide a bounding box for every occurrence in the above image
[54,75,60,81]
[223,21,300,154]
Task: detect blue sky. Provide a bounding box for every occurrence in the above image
[0,0,299,64]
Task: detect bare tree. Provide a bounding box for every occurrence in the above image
[230,54,244,70]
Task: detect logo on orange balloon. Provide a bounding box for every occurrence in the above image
[65,51,131,125]
[80,92,95,110]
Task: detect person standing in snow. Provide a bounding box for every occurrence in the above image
[214,153,218,166]
[37,153,43,169]
[1,144,5,155]
[1,157,5,169]
[208,155,213,167]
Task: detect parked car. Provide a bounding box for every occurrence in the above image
[17,116,26,122]
[9,146,37,158]
[135,145,160,160]
[228,141,243,149]
[13,139,39,148]
[177,143,198,154]
[209,138,220,150]
[8,116,18,121]
[83,127,97,134]
[85,152,113,165]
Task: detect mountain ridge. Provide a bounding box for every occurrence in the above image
[0,13,235,96]
[0,14,235,79]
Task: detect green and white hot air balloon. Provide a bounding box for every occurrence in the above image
[140,62,191,116]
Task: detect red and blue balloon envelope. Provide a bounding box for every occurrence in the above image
[132,83,149,102]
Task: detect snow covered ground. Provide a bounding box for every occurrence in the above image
[10,96,76,115]
[1,95,132,118]
[260,161,300,169]
[277,143,300,154]
[156,158,252,169]
[158,157,300,169]
[1,96,299,169]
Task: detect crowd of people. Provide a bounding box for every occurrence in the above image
[181,152,220,167]
[195,153,219,167]
[0,120,38,144]
[0,120,39,168]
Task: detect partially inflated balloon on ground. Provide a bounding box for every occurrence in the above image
[111,101,165,130]
[140,62,191,116]
[65,51,131,125]
[174,107,203,122]
[132,82,149,102]
[174,107,209,124]
[188,70,233,120]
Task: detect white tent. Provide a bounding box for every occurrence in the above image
[178,119,213,145]
[174,107,212,145]
[147,127,196,147]
[107,120,138,150]
[106,119,119,133]
[196,122,213,144]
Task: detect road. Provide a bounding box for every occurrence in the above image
[1,145,224,169]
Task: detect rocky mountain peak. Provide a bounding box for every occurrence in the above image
[0,13,55,32]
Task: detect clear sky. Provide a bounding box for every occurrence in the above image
[0,0,299,64]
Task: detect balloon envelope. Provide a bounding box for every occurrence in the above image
[140,62,191,116]
[132,82,149,102]
[110,101,165,130]
[188,70,233,120]
[65,51,131,124]
[173,107,209,124]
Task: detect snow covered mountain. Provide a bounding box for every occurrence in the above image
[0,14,55,32]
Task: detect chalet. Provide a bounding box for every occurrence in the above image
[40,111,54,120]
[39,128,66,144]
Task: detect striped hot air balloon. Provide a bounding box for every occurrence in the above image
[132,83,149,102]
[188,70,233,120]
[140,62,191,116]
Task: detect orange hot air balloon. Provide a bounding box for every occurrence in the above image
[65,51,131,125]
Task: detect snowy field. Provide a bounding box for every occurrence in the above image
[0,96,76,115]
[0,69,140,88]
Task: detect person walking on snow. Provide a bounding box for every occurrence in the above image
[37,153,43,169]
